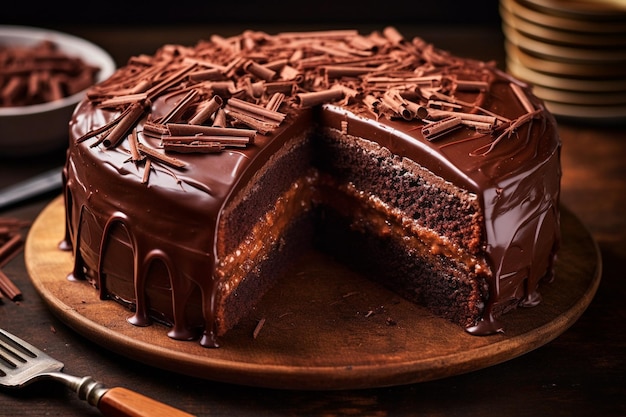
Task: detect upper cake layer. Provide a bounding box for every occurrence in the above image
[65,27,561,344]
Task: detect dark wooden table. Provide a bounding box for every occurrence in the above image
[1,24,625,417]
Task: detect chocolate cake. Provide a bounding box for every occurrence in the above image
[61,27,561,348]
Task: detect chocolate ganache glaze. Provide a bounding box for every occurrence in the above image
[62,27,561,347]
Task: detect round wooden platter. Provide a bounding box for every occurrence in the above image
[25,196,601,390]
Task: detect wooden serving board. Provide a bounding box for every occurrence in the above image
[25,196,601,390]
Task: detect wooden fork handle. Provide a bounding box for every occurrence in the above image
[98,387,196,417]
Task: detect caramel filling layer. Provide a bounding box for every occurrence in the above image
[216,172,490,300]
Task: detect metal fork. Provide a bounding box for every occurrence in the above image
[0,328,195,416]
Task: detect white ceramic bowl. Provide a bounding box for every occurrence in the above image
[0,26,116,157]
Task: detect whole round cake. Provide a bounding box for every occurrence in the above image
[61,27,561,348]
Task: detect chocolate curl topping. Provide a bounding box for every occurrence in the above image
[510,82,535,114]
[322,66,373,80]
[166,124,256,140]
[130,79,152,94]
[264,81,297,96]
[189,95,223,125]
[127,128,143,162]
[244,60,277,81]
[146,63,198,101]
[422,116,463,141]
[427,99,463,112]
[137,143,187,168]
[363,94,381,113]
[163,142,225,154]
[472,109,541,156]
[226,111,277,135]
[76,105,133,144]
[212,108,227,128]
[162,135,251,145]
[454,79,488,92]
[102,101,148,148]
[295,89,344,108]
[79,26,543,169]
[382,90,413,120]
[264,58,289,72]
[242,79,265,99]
[223,56,246,78]
[382,26,404,45]
[265,92,285,112]
[278,65,303,83]
[142,121,169,138]
[158,89,199,124]
[426,109,497,126]
[188,68,227,82]
[225,97,286,124]
[209,34,237,52]
[349,35,379,52]
[141,159,152,184]
[277,30,359,40]
[98,93,148,109]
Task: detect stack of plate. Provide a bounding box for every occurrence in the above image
[499,0,626,123]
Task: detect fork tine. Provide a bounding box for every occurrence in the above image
[0,328,63,384]
[0,328,36,356]
[0,328,38,370]
[0,328,39,357]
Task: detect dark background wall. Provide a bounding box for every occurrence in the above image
[3,1,501,27]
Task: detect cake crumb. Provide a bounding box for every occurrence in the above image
[253,317,266,339]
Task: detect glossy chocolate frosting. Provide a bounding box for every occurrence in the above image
[62,27,561,346]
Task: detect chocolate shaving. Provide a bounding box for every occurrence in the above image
[99,93,148,108]
[163,142,225,153]
[157,89,199,124]
[166,124,256,140]
[128,128,143,161]
[225,110,276,134]
[510,82,535,113]
[0,217,30,302]
[142,159,152,184]
[472,109,542,156]
[0,270,22,301]
[265,92,285,112]
[422,116,463,141]
[243,60,277,81]
[142,120,169,138]
[295,89,344,108]
[212,108,227,128]
[146,63,198,101]
[225,97,286,124]
[137,143,187,168]
[102,101,148,148]
[0,233,22,268]
[454,79,488,92]
[189,95,223,125]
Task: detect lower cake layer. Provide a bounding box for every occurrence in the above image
[314,205,488,328]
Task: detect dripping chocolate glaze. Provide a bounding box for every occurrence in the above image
[61,27,560,346]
